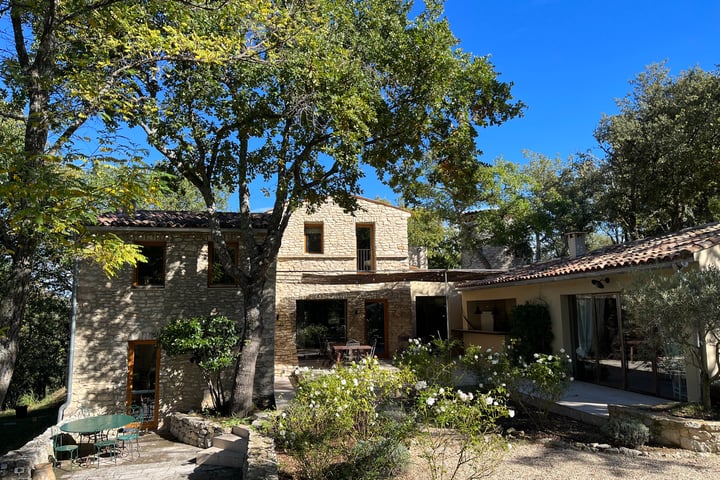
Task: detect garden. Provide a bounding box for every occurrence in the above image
[267,337,576,480]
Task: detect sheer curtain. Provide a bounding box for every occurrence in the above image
[576,296,593,358]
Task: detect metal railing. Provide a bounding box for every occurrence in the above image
[357,248,373,271]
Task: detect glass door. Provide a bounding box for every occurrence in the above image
[127,340,160,429]
[365,300,387,358]
[573,295,624,389]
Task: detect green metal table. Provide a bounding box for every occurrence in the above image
[60,413,135,436]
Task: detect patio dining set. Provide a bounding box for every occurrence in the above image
[51,405,144,472]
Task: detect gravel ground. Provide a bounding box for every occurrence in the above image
[484,441,720,480]
[396,438,720,480]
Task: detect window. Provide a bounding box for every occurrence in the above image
[356,224,374,271]
[465,299,515,332]
[304,224,323,254]
[209,242,238,286]
[134,244,165,287]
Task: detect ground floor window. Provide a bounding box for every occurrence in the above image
[571,294,685,400]
[296,300,347,356]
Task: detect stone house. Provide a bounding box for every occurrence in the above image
[456,222,720,403]
[68,197,454,428]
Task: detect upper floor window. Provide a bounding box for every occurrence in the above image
[209,242,238,286]
[304,224,323,254]
[134,243,166,287]
[356,224,374,271]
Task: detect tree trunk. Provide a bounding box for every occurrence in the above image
[0,247,35,407]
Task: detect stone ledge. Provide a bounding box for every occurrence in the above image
[608,404,720,453]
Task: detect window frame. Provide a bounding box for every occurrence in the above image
[304,223,324,254]
[133,242,166,287]
[208,242,239,287]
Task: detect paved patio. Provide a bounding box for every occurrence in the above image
[52,431,241,480]
[51,377,669,480]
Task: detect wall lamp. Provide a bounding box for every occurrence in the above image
[591,277,610,289]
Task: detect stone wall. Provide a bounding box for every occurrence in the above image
[167,412,278,480]
[73,230,272,425]
[608,404,720,453]
[275,198,415,370]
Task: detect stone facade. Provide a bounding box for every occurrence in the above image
[71,197,438,422]
[275,198,418,371]
[73,230,266,426]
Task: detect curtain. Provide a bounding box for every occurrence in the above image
[576,296,593,358]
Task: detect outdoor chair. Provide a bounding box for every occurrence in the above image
[368,338,377,359]
[51,426,79,472]
[94,427,119,467]
[343,339,361,363]
[117,404,143,459]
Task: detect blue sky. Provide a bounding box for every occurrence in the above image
[352,0,720,205]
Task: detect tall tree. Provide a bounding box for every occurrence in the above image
[0,0,199,407]
[123,0,523,415]
[595,63,720,241]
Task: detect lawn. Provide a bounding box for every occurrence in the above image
[0,391,65,456]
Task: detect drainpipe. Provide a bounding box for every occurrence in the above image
[444,269,450,340]
[57,260,78,423]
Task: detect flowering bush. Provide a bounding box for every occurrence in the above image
[272,357,414,479]
[393,337,462,387]
[461,344,573,425]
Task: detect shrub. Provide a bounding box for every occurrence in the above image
[603,418,650,448]
[508,302,554,364]
[393,337,462,387]
[272,358,415,480]
[157,315,239,412]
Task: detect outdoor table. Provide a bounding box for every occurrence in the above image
[61,413,135,436]
[331,344,372,364]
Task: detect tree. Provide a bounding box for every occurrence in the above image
[622,267,720,410]
[120,0,523,416]
[0,0,206,407]
[595,63,720,241]
[466,153,600,264]
[407,208,460,269]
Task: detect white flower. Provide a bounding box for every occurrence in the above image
[280,429,286,437]
[474,355,479,360]
[415,380,428,391]
[439,387,445,395]
[548,355,553,361]
[341,379,347,386]
[485,396,494,405]
[426,396,436,406]
[353,378,359,387]
[560,348,566,354]
[508,409,515,418]
[570,377,575,382]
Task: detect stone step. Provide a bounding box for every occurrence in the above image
[212,433,247,453]
[232,425,250,440]
[196,446,245,468]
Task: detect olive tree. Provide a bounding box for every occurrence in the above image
[622,267,720,410]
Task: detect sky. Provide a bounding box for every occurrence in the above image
[353,0,720,205]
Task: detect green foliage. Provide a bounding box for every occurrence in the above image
[461,345,572,426]
[273,359,415,480]
[392,337,462,387]
[603,418,650,448]
[408,208,461,269]
[508,302,554,363]
[622,267,720,410]
[158,315,240,412]
[594,62,720,240]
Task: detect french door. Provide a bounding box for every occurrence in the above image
[127,340,160,429]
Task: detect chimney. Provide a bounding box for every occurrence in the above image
[567,232,586,258]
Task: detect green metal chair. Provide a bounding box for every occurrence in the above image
[51,426,79,472]
[117,405,143,459]
[94,425,119,467]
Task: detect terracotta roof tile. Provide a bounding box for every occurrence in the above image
[95,210,270,229]
[458,222,720,288]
